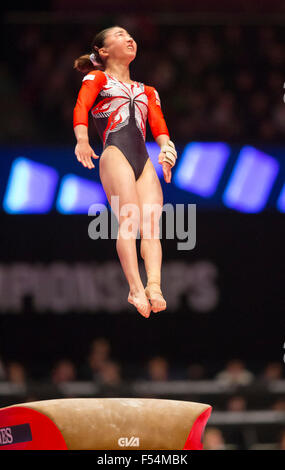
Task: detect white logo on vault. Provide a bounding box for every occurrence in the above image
[118,436,140,447]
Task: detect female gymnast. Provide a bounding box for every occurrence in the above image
[73,25,177,318]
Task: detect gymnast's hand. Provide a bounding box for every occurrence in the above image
[158,152,172,183]
[158,140,177,184]
[75,141,99,169]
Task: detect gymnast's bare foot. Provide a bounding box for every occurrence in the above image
[128,288,151,318]
[145,284,167,313]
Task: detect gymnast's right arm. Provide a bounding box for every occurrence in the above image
[73,71,106,169]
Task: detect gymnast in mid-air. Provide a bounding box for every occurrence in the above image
[73,25,177,318]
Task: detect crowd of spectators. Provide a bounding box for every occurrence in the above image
[2,16,285,146]
[1,337,284,388]
[1,338,284,402]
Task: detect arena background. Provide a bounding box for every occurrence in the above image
[0,1,284,450]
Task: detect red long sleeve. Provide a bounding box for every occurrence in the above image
[73,70,107,128]
[144,85,170,140]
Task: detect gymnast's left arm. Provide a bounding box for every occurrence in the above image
[146,86,177,183]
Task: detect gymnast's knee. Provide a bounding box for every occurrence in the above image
[118,212,140,240]
[140,209,161,241]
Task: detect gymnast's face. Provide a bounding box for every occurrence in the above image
[102,27,137,64]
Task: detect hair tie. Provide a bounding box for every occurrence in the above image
[89,53,99,66]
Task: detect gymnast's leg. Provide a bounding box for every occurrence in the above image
[136,158,167,313]
[99,145,151,318]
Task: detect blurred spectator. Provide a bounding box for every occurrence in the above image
[169,31,190,62]
[203,427,226,450]
[235,70,255,94]
[215,360,254,386]
[271,398,285,412]
[98,360,122,387]
[249,91,269,120]
[51,359,76,384]
[90,337,111,360]
[226,395,247,412]
[97,360,130,397]
[187,363,206,381]
[146,356,169,381]
[0,356,6,381]
[258,119,276,141]
[261,362,283,382]
[278,429,285,450]
[151,58,176,91]
[225,396,248,449]
[80,337,111,380]
[272,103,285,133]
[6,362,27,384]
[209,91,241,139]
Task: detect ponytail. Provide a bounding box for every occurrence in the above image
[73,52,104,74]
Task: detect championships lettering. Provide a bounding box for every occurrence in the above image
[0,427,13,445]
[0,260,219,314]
[0,424,32,446]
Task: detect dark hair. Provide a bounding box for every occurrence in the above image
[73,25,121,74]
